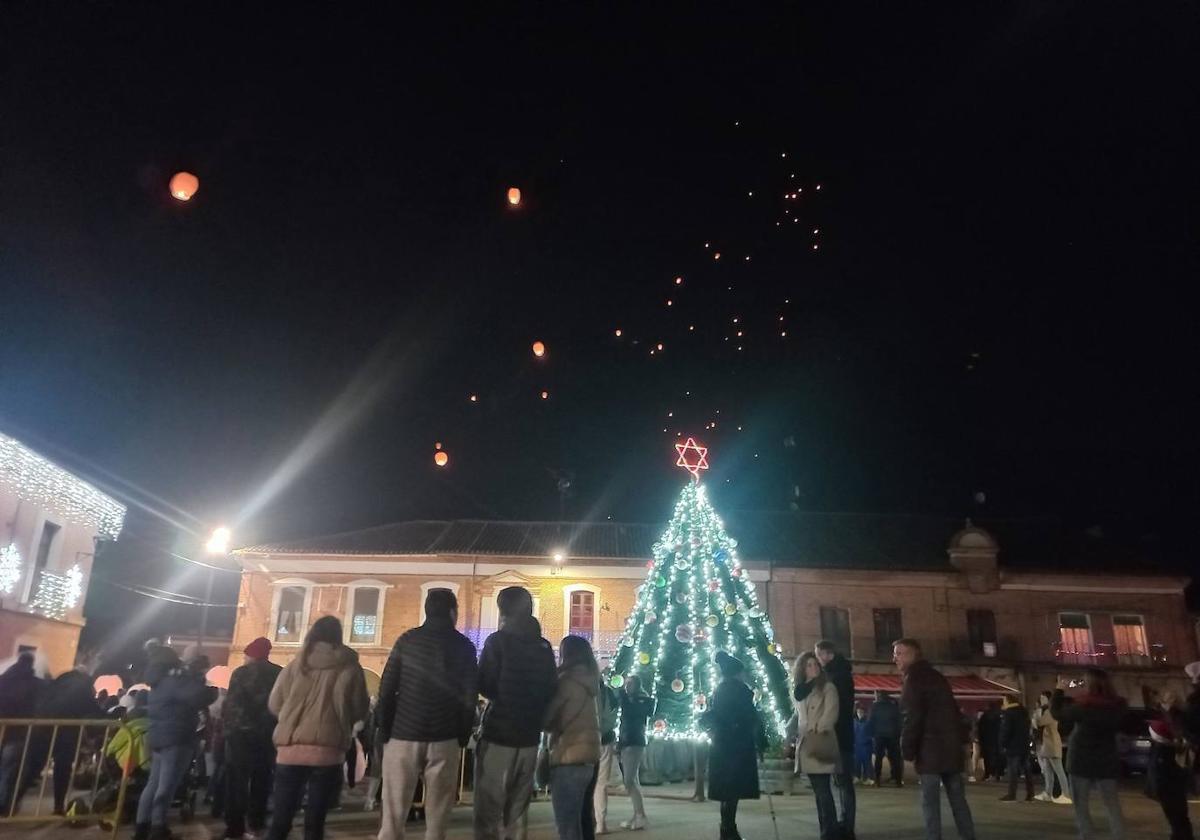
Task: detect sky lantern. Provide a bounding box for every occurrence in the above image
[434,450,449,467]
[532,340,546,358]
[169,171,199,201]
[507,187,522,206]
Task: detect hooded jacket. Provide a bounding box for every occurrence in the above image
[377,614,479,745]
[543,663,601,766]
[1051,688,1126,779]
[269,641,369,753]
[148,665,217,750]
[477,614,557,748]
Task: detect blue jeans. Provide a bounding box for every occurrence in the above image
[137,744,193,827]
[1072,776,1126,840]
[266,764,342,840]
[551,764,596,840]
[919,772,975,840]
[809,773,840,840]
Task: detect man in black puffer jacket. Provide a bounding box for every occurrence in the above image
[377,589,478,840]
[997,696,1035,801]
[795,640,857,840]
[474,586,557,840]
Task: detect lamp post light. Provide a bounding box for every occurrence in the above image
[199,527,231,653]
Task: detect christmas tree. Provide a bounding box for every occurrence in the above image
[607,438,791,740]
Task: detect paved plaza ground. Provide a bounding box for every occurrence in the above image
[3,778,1193,840]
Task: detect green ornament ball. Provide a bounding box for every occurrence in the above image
[610,674,624,689]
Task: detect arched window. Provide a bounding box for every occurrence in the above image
[345,580,390,647]
[562,583,601,643]
[268,578,315,645]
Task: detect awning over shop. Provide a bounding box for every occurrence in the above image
[854,674,1017,697]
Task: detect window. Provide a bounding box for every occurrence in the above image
[350,588,381,644]
[873,608,903,658]
[275,586,307,643]
[1058,612,1093,665]
[967,609,997,657]
[819,607,851,656]
[1112,615,1149,665]
[569,591,594,638]
[34,521,60,573]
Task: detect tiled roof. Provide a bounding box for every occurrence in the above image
[235,513,1157,573]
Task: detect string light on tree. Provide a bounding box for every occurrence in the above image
[0,544,21,594]
[606,441,790,740]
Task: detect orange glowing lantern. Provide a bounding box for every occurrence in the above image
[540,390,549,400]
[169,171,199,202]
[434,450,449,467]
[507,187,522,206]
[532,341,546,358]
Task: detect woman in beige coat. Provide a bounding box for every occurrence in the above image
[266,616,369,840]
[543,635,601,840]
[793,652,841,840]
[1032,690,1072,804]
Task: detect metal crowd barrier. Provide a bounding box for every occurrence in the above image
[0,718,133,839]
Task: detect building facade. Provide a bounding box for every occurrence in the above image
[1,432,126,675]
[231,516,1195,708]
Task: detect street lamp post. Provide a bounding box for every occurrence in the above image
[201,527,232,654]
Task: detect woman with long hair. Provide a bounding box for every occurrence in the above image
[543,635,602,840]
[792,652,840,840]
[266,616,369,840]
[1052,668,1127,840]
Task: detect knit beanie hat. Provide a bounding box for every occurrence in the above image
[244,637,272,660]
[715,650,745,678]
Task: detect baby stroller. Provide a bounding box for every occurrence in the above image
[70,714,151,829]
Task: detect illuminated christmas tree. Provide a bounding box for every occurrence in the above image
[607,438,791,740]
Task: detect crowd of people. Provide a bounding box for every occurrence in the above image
[3,595,1200,840]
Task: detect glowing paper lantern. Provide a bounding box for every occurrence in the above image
[206,665,232,690]
[169,172,199,201]
[434,451,449,467]
[507,187,522,206]
[532,341,546,358]
[93,674,123,697]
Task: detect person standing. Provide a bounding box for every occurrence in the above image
[1032,690,1072,804]
[1184,662,1200,773]
[1052,671,1127,840]
[222,636,282,840]
[136,649,218,840]
[997,695,1035,801]
[543,636,601,840]
[868,689,903,786]
[473,586,558,840]
[793,652,841,840]
[978,704,1003,781]
[266,616,369,840]
[376,589,479,840]
[616,675,654,831]
[893,638,976,840]
[795,641,855,839]
[38,665,101,815]
[1147,691,1194,840]
[704,652,765,840]
[592,674,619,835]
[853,706,874,784]
[0,653,42,815]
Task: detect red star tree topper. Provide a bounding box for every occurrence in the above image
[675,437,709,479]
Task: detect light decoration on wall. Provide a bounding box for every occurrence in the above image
[0,433,126,539]
[29,564,83,620]
[0,544,21,594]
[605,444,790,741]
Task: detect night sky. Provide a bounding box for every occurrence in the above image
[3,4,1198,648]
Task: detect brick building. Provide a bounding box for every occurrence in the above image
[230,514,1195,708]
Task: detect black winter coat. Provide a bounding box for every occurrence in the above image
[1051,689,1126,780]
[478,615,557,748]
[617,692,655,747]
[868,695,902,740]
[794,654,855,752]
[378,615,479,745]
[0,658,42,744]
[223,657,282,736]
[998,703,1031,756]
[900,659,964,774]
[706,677,765,802]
